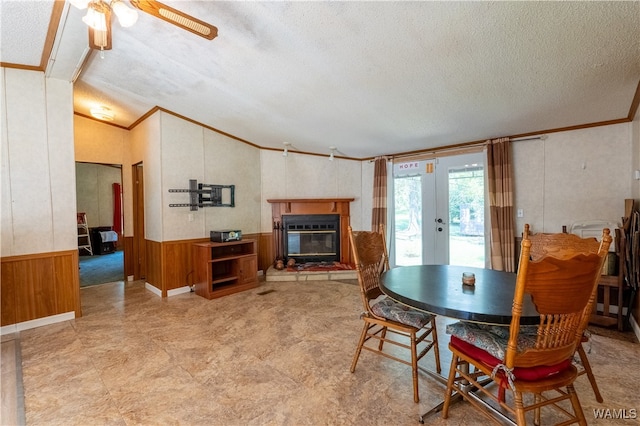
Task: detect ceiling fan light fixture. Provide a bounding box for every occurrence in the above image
[111,0,139,27]
[82,1,109,31]
[90,106,115,121]
[69,0,90,10]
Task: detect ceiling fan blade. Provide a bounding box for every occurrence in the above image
[129,0,218,40]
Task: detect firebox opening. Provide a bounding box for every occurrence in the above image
[283,214,340,263]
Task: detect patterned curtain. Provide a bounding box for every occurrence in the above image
[371,156,388,231]
[487,138,515,272]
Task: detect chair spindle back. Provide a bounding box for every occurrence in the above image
[507,226,611,368]
[348,225,390,314]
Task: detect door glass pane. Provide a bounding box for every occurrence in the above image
[448,165,484,267]
[394,175,422,266]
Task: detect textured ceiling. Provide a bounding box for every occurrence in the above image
[1,0,639,159]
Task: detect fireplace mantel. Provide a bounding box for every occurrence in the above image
[267,198,355,264]
[267,198,355,214]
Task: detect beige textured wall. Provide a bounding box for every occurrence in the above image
[202,127,261,234]
[75,115,132,237]
[1,69,76,256]
[513,122,632,234]
[128,113,161,241]
[259,150,364,233]
[74,116,127,164]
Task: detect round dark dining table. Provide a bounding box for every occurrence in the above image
[380,264,540,325]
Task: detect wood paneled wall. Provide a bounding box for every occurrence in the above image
[1,250,81,326]
[123,236,134,278]
[258,233,274,272]
[145,239,162,294]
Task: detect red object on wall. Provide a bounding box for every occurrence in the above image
[113,183,122,235]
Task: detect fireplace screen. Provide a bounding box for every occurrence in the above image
[283,214,340,263]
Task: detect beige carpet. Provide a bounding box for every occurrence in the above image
[13,279,640,425]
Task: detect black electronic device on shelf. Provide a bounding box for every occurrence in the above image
[210,230,242,243]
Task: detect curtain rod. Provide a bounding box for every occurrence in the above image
[512,134,548,142]
[381,134,549,163]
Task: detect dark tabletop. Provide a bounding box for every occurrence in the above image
[380,265,540,325]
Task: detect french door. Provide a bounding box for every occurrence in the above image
[391,152,486,267]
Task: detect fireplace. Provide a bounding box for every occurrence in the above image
[283,214,340,263]
[268,198,355,265]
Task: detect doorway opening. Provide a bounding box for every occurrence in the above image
[76,162,124,287]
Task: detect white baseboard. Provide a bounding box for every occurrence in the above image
[630,315,640,342]
[145,282,162,296]
[144,282,191,297]
[0,312,75,336]
[167,286,191,296]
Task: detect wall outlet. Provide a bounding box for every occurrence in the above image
[517,209,524,218]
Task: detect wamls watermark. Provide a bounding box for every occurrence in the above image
[593,408,637,420]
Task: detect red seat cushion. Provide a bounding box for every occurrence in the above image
[450,335,572,386]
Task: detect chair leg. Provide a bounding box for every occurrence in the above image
[513,391,526,426]
[431,318,442,374]
[378,326,387,351]
[567,384,588,426]
[411,330,420,403]
[577,342,604,403]
[441,353,460,419]
[350,321,369,373]
[533,393,541,426]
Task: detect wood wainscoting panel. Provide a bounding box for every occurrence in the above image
[258,233,274,272]
[53,250,81,318]
[123,236,134,278]
[162,238,208,294]
[145,240,163,295]
[1,250,80,326]
[1,261,18,326]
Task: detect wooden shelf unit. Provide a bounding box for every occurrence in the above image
[590,228,626,331]
[590,272,624,330]
[192,239,258,299]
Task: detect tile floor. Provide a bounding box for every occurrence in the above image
[3,279,640,425]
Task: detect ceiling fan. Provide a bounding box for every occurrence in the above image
[69,0,218,52]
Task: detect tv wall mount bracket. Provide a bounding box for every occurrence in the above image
[169,179,235,211]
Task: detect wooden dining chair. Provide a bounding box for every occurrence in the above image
[442,225,611,425]
[524,224,604,403]
[348,225,441,403]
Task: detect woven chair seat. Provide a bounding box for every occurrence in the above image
[446,321,538,360]
[371,297,433,329]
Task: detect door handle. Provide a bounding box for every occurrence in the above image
[436,218,446,224]
[437,227,443,232]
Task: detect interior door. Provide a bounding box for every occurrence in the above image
[132,163,146,279]
[392,152,486,267]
